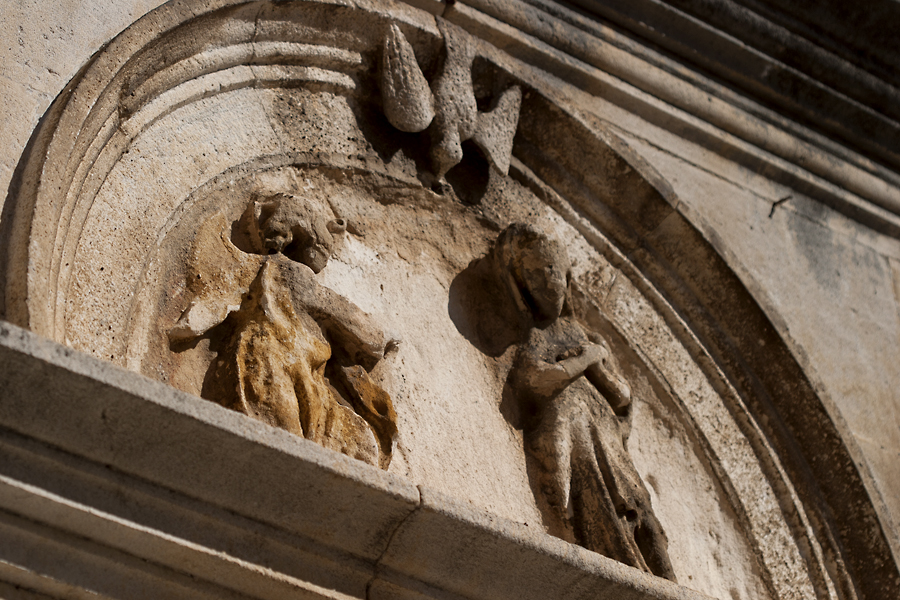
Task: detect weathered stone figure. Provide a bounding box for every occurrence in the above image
[495,223,676,580]
[169,193,398,469]
[379,21,522,182]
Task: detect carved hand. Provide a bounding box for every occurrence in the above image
[559,343,607,379]
[518,342,601,401]
[584,353,632,412]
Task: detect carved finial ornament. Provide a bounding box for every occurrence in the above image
[379,20,522,182]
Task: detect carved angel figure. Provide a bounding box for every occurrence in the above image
[169,193,398,469]
[495,223,676,580]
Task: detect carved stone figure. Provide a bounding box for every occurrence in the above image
[379,20,522,182]
[168,193,398,469]
[494,223,676,580]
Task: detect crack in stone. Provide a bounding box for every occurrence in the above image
[364,485,423,600]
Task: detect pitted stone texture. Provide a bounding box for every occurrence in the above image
[2,1,895,598]
[0,0,168,212]
[381,24,436,133]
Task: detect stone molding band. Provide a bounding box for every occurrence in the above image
[420,0,900,237]
[0,322,706,600]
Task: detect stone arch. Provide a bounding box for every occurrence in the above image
[0,1,894,599]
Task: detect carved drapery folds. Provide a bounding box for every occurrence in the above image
[490,223,676,580]
[168,193,398,469]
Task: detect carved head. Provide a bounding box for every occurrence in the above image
[493,223,569,324]
[248,193,346,273]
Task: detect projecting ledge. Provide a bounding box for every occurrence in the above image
[0,322,709,600]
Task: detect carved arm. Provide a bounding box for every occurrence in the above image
[585,360,632,413]
[517,340,606,401]
[281,258,391,369]
[168,288,245,342]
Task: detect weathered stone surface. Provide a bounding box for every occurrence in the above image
[489,222,675,580]
[378,486,708,600]
[376,15,521,181]
[0,0,169,211]
[380,23,436,133]
[0,321,715,600]
[168,192,398,469]
[473,85,522,175]
[563,0,900,175]
[453,0,900,233]
[0,1,898,599]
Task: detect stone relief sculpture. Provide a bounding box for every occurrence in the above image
[6,0,874,594]
[380,22,522,183]
[493,223,677,581]
[168,193,398,469]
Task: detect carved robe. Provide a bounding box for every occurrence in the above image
[211,255,383,466]
[514,318,676,580]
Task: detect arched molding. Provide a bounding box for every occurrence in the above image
[0,1,895,599]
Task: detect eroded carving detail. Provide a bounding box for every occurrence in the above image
[379,20,522,182]
[169,193,398,469]
[495,223,676,580]
[380,23,436,133]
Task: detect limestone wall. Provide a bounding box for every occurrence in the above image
[4,0,895,542]
[1,1,897,598]
[0,0,169,202]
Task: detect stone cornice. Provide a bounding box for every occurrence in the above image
[0,322,709,600]
[564,0,900,173]
[413,0,900,237]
